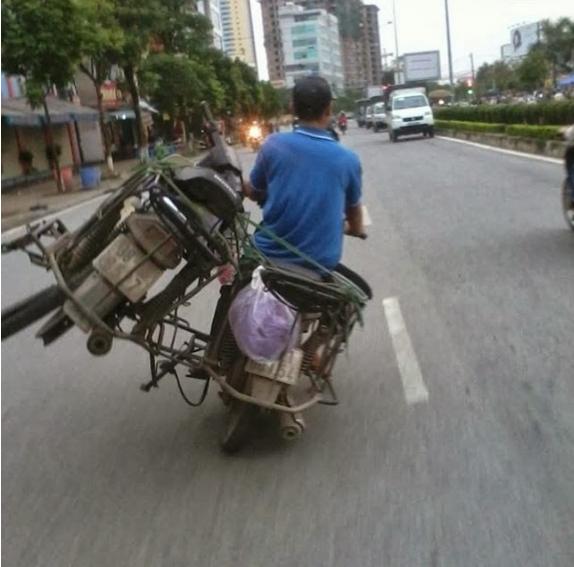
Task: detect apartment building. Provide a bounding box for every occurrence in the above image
[278,2,344,90]
[220,0,258,70]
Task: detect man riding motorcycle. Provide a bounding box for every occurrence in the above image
[243,76,368,292]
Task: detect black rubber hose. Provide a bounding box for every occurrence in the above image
[1,285,65,341]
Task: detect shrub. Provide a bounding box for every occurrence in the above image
[505,125,562,140]
[434,120,505,134]
[434,101,574,126]
[435,120,563,140]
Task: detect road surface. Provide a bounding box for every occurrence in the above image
[2,127,573,567]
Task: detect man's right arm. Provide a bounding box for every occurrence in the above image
[345,204,364,236]
[344,154,364,236]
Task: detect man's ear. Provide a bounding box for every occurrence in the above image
[323,101,333,121]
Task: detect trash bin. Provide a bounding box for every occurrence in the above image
[80,165,101,189]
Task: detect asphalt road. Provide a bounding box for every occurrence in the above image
[2,127,573,567]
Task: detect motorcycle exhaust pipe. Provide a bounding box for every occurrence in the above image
[279,411,305,441]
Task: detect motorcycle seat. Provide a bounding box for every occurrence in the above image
[260,262,356,313]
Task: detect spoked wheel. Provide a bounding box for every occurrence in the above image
[562,180,574,231]
[220,358,257,453]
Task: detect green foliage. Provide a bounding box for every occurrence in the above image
[475,60,517,95]
[334,88,362,113]
[153,0,212,56]
[505,124,562,140]
[434,120,506,134]
[435,101,574,126]
[258,82,282,119]
[538,18,574,75]
[112,0,163,66]
[140,53,206,118]
[435,120,563,140]
[516,49,549,91]
[1,0,86,106]
[78,0,124,68]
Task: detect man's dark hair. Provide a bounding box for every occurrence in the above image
[293,76,332,121]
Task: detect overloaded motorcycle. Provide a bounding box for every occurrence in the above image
[1,103,369,453]
[562,125,574,231]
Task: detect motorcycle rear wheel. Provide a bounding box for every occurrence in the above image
[220,358,256,453]
[221,400,257,453]
[562,180,574,231]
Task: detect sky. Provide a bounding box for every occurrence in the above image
[250,0,573,82]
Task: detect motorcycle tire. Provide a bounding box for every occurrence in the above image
[1,285,65,341]
[562,180,574,231]
[221,400,257,454]
[220,358,256,453]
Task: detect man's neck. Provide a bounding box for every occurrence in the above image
[298,120,329,130]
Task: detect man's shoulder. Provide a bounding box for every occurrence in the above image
[333,144,361,169]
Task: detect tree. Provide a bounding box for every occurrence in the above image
[154,0,212,56]
[2,0,86,191]
[259,82,282,119]
[112,0,166,161]
[140,53,225,141]
[77,0,124,173]
[536,18,574,86]
[333,88,362,113]
[475,60,517,96]
[517,48,549,91]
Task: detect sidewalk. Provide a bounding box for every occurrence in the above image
[1,159,140,232]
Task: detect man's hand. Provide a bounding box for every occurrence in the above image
[345,204,364,236]
[242,180,257,201]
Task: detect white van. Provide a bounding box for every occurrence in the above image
[387,90,434,142]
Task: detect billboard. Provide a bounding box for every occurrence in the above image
[403,51,441,82]
[510,22,542,58]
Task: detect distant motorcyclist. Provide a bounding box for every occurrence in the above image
[337,111,348,135]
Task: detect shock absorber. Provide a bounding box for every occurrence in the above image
[301,323,329,374]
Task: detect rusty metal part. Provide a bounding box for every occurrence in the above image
[203,364,323,413]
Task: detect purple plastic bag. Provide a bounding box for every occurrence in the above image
[228,267,300,362]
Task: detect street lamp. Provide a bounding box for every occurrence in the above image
[444,0,454,86]
[391,1,399,66]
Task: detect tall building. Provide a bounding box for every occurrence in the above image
[278,3,344,90]
[260,0,287,85]
[360,4,383,86]
[261,0,383,90]
[220,0,258,70]
[197,0,225,50]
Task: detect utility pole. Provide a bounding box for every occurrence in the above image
[470,52,475,82]
[444,0,454,86]
[392,0,401,83]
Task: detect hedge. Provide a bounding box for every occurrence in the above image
[435,120,563,140]
[504,125,563,140]
[434,120,506,134]
[434,101,574,126]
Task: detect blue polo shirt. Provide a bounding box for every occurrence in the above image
[250,127,362,270]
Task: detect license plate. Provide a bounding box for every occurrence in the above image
[245,349,303,386]
[93,234,163,303]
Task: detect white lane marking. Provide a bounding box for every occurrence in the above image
[383,297,429,405]
[1,193,110,240]
[437,136,562,165]
[362,205,372,226]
